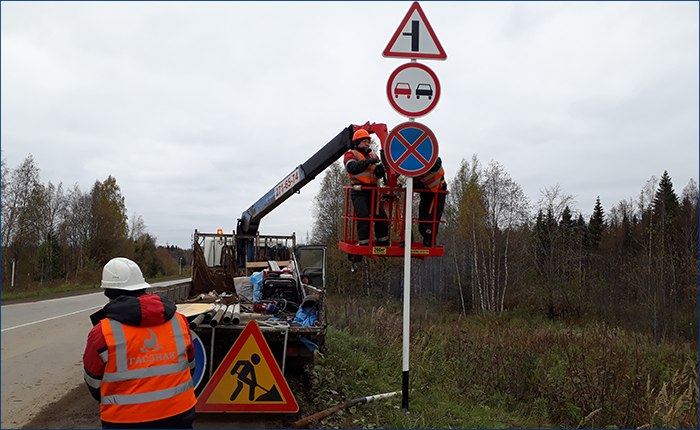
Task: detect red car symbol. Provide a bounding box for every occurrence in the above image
[394,82,411,99]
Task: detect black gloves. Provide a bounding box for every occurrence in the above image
[375,163,386,178]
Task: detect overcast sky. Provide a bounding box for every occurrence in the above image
[2,1,698,249]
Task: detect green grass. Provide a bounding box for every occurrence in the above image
[304,294,699,429]
[0,282,100,301]
[0,275,190,302]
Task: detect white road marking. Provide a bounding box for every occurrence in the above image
[1,305,103,332]
[1,291,103,308]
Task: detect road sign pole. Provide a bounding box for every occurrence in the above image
[11,259,16,287]
[385,0,446,411]
[402,178,413,409]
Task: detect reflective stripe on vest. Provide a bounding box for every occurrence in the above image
[418,168,446,192]
[99,316,196,422]
[101,379,194,405]
[346,150,378,186]
[102,317,188,382]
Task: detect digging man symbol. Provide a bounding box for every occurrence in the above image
[229,353,283,402]
[230,353,261,401]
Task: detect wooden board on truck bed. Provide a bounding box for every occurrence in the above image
[177,303,215,318]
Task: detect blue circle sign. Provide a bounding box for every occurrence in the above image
[385,122,439,177]
[191,331,207,390]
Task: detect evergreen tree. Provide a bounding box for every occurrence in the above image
[533,209,550,276]
[653,170,679,224]
[575,214,588,248]
[588,197,605,249]
[560,205,573,229]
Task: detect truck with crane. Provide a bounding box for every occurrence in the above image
[172,121,445,407]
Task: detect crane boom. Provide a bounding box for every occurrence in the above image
[236,122,388,236]
[236,125,354,235]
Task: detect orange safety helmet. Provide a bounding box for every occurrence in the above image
[352,129,371,142]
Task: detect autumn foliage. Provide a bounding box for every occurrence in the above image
[1,154,188,290]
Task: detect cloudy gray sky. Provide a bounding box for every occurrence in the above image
[2,1,698,249]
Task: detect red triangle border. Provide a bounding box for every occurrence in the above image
[383,1,447,60]
[195,320,299,413]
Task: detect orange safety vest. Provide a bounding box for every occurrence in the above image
[416,167,446,192]
[99,316,196,423]
[347,150,379,186]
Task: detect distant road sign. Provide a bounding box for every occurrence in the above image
[385,122,439,177]
[383,1,447,60]
[387,62,441,118]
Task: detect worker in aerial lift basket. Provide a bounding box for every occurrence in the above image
[83,257,197,429]
[344,128,390,246]
[414,156,447,247]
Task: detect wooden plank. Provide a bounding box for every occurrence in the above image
[246,262,269,268]
[245,260,291,269]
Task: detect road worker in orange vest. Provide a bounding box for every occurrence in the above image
[413,156,447,247]
[343,129,390,246]
[83,257,197,429]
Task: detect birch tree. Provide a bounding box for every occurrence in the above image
[311,161,349,244]
[448,155,484,313]
[58,183,92,277]
[449,157,529,313]
[1,154,43,250]
[35,181,67,281]
[309,160,362,295]
[477,160,530,312]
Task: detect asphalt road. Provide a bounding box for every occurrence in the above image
[1,291,105,428]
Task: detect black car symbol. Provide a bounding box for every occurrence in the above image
[415,83,433,100]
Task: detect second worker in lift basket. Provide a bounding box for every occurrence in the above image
[414,156,447,247]
[344,129,390,246]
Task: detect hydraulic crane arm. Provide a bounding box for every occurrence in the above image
[236,122,388,235]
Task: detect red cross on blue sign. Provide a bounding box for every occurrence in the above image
[384,122,439,177]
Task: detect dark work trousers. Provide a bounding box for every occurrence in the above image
[418,187,446,245]
[351,189,389,245]
[101,406,195,429]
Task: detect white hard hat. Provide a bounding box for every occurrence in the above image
[101,257,151,291]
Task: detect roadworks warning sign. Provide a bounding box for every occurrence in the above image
[195,320,299,413]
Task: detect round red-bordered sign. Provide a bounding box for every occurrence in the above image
[385,122,439,177]
[386,62,441,118]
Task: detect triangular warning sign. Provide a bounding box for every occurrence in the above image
[195,320,299,413]
[383,1,447,60]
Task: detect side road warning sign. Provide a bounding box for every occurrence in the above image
[383,1,447,60]
[195,320,299,413]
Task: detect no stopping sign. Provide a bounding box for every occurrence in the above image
[384,122,439,177]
